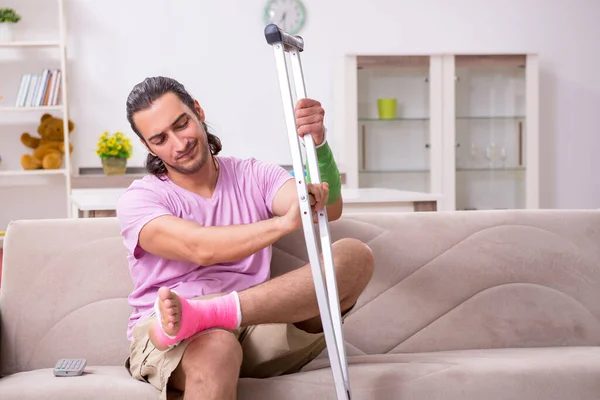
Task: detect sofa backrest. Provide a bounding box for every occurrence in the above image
[269,209,600,360]
[2,210,600,376]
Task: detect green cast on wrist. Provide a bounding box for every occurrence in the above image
[306,141,342,205]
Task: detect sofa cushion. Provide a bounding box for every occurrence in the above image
[239,347,600,400]
[0,366,158,400]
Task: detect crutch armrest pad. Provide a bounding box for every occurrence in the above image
[264,23,304,52]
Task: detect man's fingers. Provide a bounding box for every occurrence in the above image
[322,183,329,207]
[296,113,323,128]
[295,105,324,119]
[295,98,321,110]
[307,183,329,211]
[315,185,329,211]
[297,125,324,139]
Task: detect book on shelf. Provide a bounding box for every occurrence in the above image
[14,69,62,108]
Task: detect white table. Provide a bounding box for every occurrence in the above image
[70,187,442,218]
[71,188,125,218]
[342,188,441,213]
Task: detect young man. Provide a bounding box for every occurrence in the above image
[117,76,374,400]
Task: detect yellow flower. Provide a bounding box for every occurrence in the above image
[96,131,134,159]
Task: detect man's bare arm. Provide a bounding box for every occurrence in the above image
[272,179,343,221]
[138,215,292,266]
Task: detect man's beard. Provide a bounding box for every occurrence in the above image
[163,137,210,175]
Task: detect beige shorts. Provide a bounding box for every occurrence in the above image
[126,295,350,399]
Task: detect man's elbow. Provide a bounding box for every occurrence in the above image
[184,239,215,266]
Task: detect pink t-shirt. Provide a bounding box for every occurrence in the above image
[116,156,292,340]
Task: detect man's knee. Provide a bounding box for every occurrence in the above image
[332,238,374,303]
[333,237,375,274]
[181,330,242,385]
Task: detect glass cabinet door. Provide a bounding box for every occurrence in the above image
[451,54,535,210]
[356,56,442,194]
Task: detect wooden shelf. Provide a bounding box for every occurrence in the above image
[360,169,430,174]
[356,54,527,69]
[457,115,526,120]
[456,167,526,172]
[0,41,60,48]
[0,169,67,177]
[359,117,429,122]
[357,55,430,69]
[0,105,63,112]
[360,167,525,174]
[456,54,527,68]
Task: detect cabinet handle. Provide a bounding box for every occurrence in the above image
[425,143,459,148]
[361,125,366,169]
[426,76,459,83]
[518,121,523,166]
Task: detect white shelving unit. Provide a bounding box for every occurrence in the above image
[333,53,539,211]
[0,0,73,228]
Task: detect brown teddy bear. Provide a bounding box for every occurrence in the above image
[20,113,74,170]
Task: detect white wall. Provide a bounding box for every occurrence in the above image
[2,0,600,227]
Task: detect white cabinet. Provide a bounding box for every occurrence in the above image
[334,53,539,211]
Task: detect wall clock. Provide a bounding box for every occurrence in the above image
[263,0,306,35]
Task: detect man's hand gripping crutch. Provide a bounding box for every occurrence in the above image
[264,24,352,400]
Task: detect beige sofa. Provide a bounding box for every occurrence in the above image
[1,210,600,399]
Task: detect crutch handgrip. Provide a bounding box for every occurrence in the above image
[264,23,304,52]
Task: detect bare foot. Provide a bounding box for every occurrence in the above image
[149,287,182,350]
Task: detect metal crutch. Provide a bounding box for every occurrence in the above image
[264,24,351,400]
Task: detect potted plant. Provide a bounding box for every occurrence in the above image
[96,131,133,175]
[0,8,21,43]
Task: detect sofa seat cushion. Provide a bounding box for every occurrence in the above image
[238,347,600,400]
[0,366,158,400]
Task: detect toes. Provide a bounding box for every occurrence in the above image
[158,286,171,301]
[155,287,182,337]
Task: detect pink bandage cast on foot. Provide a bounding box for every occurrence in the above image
[153,291,242,347]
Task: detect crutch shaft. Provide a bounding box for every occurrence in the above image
[288,49,351,388]
[265,24,351,400]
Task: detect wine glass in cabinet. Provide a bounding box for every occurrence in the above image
[443,54,539,211]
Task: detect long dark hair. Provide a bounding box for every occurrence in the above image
[125,76,222,177]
